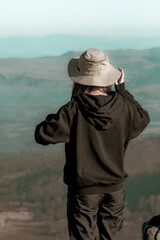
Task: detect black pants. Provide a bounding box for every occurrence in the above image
[67,188,125,240]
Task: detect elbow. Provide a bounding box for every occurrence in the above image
[145,111,150,127]
[140,109,150,127]
[34,124,41,143]
[130,111,150,140]
[34,124,50,146]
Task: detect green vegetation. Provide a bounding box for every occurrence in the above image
[125,172,160,212]
[0,150,67,220]
[0,48,160,152]
[0,48,159,236]
[0,137,160,221]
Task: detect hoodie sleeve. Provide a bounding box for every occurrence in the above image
[115,83,150,139]
[35,101,76,145]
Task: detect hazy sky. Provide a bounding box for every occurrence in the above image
[0,0,160,38]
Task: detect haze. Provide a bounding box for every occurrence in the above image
[0,0,160,38]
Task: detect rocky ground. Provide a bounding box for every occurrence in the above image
[0,210,67,240]
[0,209,145,240]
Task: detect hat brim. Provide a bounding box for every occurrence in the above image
[68,57,121,87]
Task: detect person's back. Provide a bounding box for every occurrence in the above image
[35,48,150,240]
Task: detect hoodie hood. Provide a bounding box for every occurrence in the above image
[74,92,122,130]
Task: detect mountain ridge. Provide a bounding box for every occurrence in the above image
[0,48,159,152]
[0,34,160,58]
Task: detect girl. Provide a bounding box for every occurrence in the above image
[35,48,150,240]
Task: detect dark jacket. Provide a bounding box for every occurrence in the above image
[35,83,150,194]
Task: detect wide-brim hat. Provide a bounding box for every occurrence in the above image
[68,48,121,87]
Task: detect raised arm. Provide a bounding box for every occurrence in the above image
[115,68,150,139]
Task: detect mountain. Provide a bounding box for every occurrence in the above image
[0,48,160,239]
[0,34,160,58]
[0,48,160,152]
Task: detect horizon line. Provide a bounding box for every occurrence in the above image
[0,46,160,60]
[1,33,160,39]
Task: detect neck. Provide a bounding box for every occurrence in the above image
[85,89,108,96]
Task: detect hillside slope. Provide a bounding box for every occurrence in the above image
[0,48,160,152]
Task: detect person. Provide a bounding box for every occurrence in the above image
[142,215,160,240]
[35,48,150,240]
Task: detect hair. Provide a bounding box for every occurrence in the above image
[71,82,112,99]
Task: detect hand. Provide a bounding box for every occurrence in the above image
[115,67,124,85]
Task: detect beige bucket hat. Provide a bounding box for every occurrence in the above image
[68,48,121,87]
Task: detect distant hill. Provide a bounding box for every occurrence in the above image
[0,48,160,240]
[0,34,160,58]
[0,48,160,152]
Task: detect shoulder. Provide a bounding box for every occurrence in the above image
[62,98,78,112]
[59,98,78,122]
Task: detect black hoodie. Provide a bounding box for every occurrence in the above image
[35,83,150,194]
